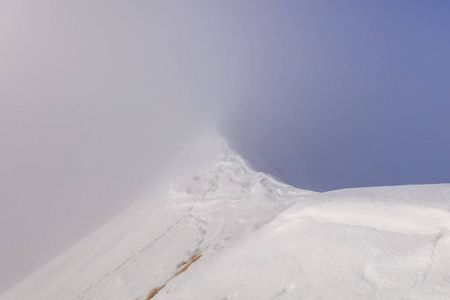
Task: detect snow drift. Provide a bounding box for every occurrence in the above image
[1,133,450,300]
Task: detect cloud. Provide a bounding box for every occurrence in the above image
[0,1,245,291]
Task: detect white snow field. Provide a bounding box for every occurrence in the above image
[2,133,450,300]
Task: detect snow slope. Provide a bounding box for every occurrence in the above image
[165,184,450,300]
[2,134,450,300]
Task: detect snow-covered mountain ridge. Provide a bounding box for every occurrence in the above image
[2,136,450,299]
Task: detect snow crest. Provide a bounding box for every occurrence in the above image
[2,138,450,300]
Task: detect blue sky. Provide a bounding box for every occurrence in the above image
[222,0,450,191]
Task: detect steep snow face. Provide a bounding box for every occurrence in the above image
[2,135,450,300]
[0,137,314,300]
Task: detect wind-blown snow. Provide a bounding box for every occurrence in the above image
[2,134,450,300]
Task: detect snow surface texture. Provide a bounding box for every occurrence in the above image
[2,136,450,300]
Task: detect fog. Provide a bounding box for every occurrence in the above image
[0,1,247,292]
[2,0,450,293]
